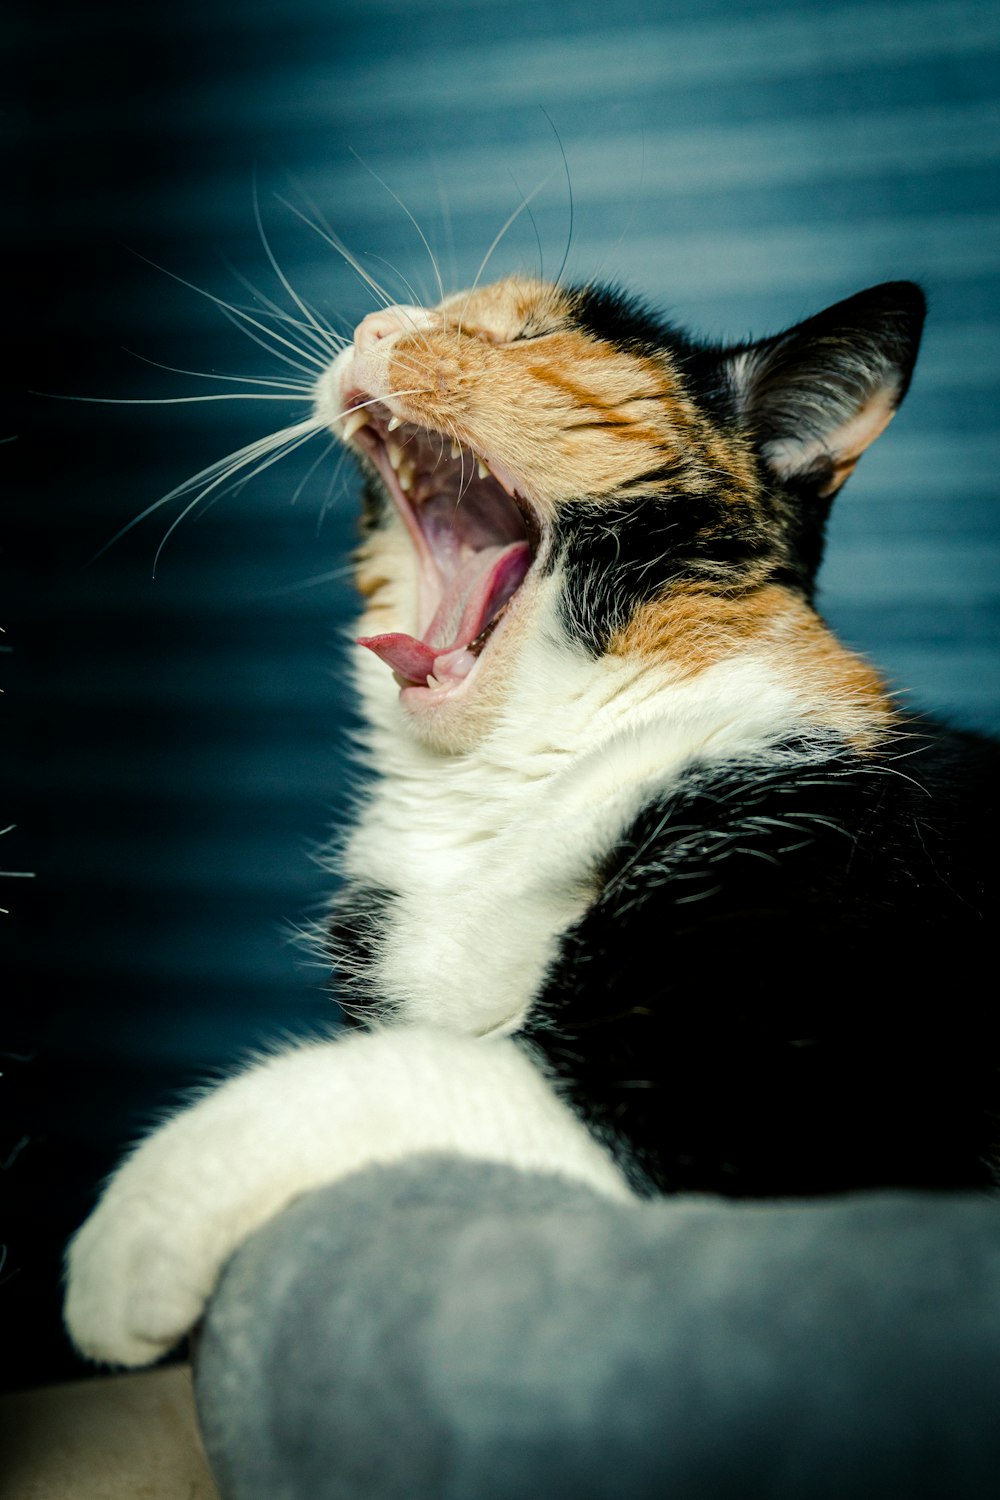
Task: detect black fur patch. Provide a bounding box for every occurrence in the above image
[567,283,692,361]
[326,884,396,1023]
[523,726,1000,1197]
[553,490,787,655]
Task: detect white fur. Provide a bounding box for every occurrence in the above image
[343,565,834,1037]
[65,1026,632,1367]
[64,582,824,1368]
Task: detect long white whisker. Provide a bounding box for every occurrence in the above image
[268,162,400,315]
[215,304,320,379]
[459,175,553,336]
[47,392,315,406]
[221,257,346,358]
[122,348,314,391]
[507,170,545,282]
[231,289,349,354]
[253,174,343,353]
[132,251,328,373]
[164,420,324,505]
[266,563,356,595]
[431,157,458,295]
[288,435,338,506]
[275,196,398,314]
[362,253,427,313]
[94,417,323,562]
[348,148,446,306]
[541,108,575,288]
[151,425,322,575]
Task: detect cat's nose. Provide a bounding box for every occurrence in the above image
[353,305,433,355]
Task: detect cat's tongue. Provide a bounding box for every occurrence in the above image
[358,541,530,687]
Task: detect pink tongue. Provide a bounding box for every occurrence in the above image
[358,541,530,685]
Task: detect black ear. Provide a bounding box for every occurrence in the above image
[726,282,925,502]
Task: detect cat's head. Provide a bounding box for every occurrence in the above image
[315,275,924,751]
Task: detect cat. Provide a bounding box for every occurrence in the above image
[65,273,1000,1367]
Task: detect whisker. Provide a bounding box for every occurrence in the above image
[215,303,321,379]
[317,445,351,534]
[131,251,328,373]
[46,392,315,406]
[362,253,428,315]
[458,175,552,336]
[94,416,323,565]
[507,169,545,283]
[264,562,357,595]
[222,257,347,358]
[252,174,343,355]
[267,162,398,312]
[541,107,575,288]
[121,348,314,392]
[276,195,400,315]
[150,423,323,575]
[348,148,446,307]
[288,435,338,506]
[431,157,458,296]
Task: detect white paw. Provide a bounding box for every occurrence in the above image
[64,1175,216,1368]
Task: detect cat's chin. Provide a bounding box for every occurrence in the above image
[376,578,540,754]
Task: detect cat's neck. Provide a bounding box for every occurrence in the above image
[355,582,891,803]
[338,585,893,1038]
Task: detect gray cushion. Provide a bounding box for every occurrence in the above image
[195,1157,1000,1499]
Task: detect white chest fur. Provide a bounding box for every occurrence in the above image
[340,586,821,1037]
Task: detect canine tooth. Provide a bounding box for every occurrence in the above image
[450,441,461,459]
[342,410,369,441]
[387,416,402,432]
[387,442,403,471]
[398,459,416,492]
[477,457,491,479]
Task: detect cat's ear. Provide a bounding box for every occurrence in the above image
[726,282,925,501]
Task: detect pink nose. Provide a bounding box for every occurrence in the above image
[353,305,429,355]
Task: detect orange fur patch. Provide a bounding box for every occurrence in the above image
[612,584,896,746]
[378,277,758,517]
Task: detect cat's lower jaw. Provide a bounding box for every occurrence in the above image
[64,1027,632,1367]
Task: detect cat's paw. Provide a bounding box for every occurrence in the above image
[64,1174,215,1367]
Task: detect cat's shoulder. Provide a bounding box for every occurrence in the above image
[545,717,999,995]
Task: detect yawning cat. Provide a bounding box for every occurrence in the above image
[65,274,999,1367]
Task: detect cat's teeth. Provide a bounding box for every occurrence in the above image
[450,441,462,459]
[387,416,402,432]
[387,442,403,471]
[342,410,369,441]
[426,674,441,689]
[477,457,492,480]
[398,459,416,493]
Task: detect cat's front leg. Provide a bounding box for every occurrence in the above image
[65,1025,632,1367]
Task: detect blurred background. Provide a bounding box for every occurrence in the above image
[6,0,1000,1388]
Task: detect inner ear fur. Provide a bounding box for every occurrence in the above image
[727,282,926,501]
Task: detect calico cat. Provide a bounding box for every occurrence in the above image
[65,274,999,1367]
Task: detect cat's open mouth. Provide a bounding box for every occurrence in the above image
[340,397,540,696]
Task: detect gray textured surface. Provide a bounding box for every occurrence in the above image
[196,1158,1000,1499]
